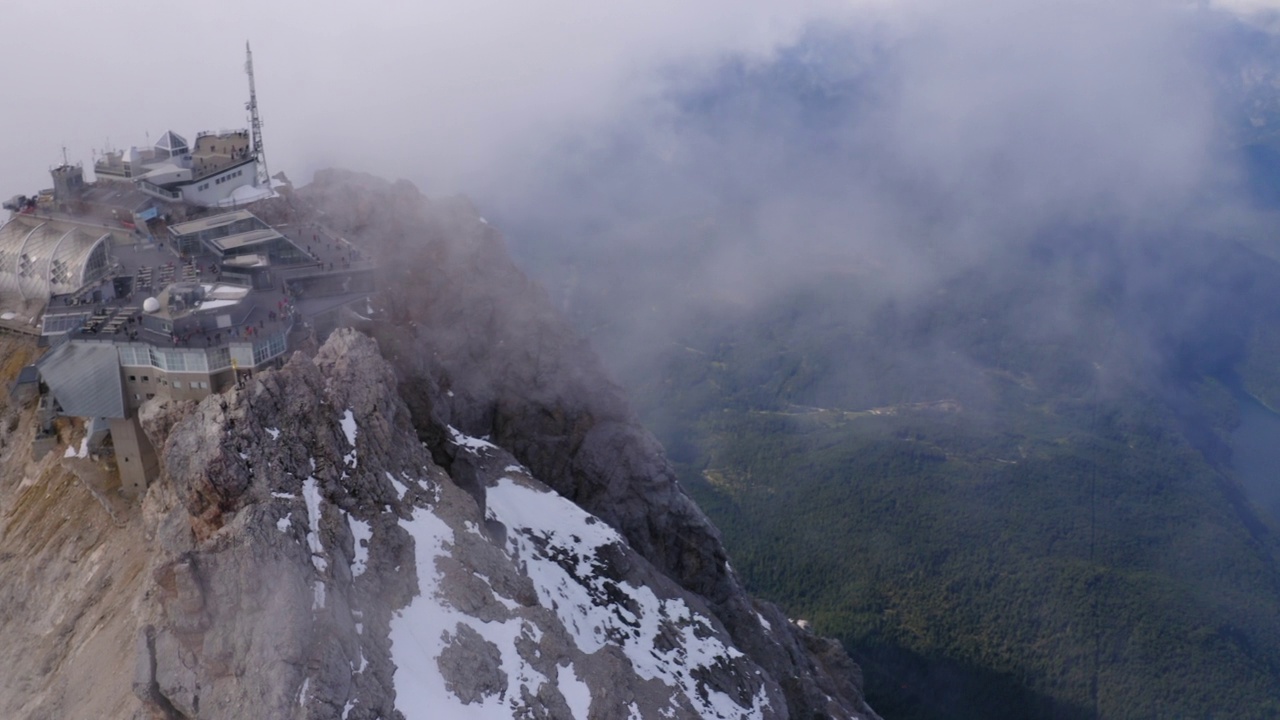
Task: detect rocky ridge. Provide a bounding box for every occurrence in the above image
[302,170,876,718]
[0,171,879,719]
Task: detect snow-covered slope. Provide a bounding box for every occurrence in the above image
[120,329,876,719]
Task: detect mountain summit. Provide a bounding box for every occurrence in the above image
[0,170,877,719]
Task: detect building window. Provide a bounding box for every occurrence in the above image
[141,376,149,383]
[146,393,155,400]
[129,375,136,382]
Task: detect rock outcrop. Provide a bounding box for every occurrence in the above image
[300,170,879,719]
[0,172,879,719]
[126,329,868,718]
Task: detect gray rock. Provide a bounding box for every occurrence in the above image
[302,169,880,719]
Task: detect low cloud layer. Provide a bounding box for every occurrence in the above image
[2,1,1275,389]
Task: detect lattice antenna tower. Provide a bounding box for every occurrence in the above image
[245,41,271,188]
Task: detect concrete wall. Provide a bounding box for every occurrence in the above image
[109,416,158,497]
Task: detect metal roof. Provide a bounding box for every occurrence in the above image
[37,341,125,418]
[168,209,257,235]
[212,227,281,251]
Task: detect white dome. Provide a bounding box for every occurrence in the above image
[142,297,160,313]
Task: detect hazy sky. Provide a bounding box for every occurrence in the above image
[0,0,1272,203]
[0,0,866,199]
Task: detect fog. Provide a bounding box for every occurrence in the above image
[0,0,858,198]
[6,2,1280,715]
[6,0,1277,396]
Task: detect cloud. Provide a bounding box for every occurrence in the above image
[0,0,859,198]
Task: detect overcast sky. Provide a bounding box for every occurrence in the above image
[0,0,869,199]
[0,0,1274,204]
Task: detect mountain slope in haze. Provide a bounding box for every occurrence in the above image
[0,172,878,719]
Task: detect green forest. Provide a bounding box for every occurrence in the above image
[601,235,1280,718]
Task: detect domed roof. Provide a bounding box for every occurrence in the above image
[143,296,160,313]
[0,215,111,308]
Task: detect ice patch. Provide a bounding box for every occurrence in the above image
[559,663,592,720]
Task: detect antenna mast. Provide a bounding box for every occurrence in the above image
[245,41,271,188]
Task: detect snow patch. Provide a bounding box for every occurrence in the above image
[63,437,88,458]
[341,409,358,467]
[448,425,498,454]
[390,505,552,719]
[386,471,410,500]
[340,409,358,446]
[348,514,372,577]
[277,515,291,533]
[302,477,327,573]
[266,427,281,440]
[559,663,592,720]
[486,477,770,720]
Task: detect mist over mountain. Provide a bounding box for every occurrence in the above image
[481,3,1280,717]
[5,0,1280,717]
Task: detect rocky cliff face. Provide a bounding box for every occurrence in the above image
[0,172,879,719]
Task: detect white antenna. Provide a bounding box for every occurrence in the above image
[245,41,271,188]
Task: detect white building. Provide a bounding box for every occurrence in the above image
[95,129,262,208]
